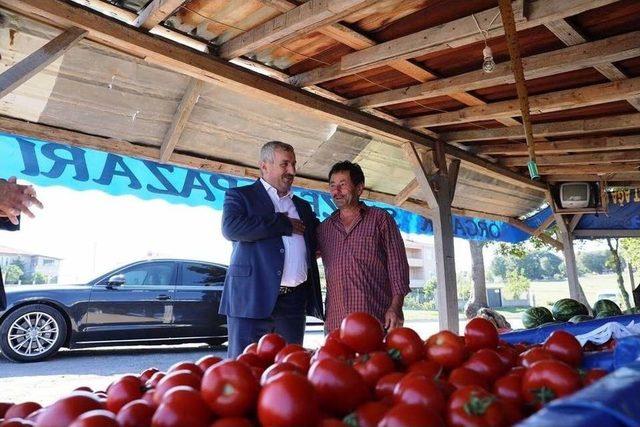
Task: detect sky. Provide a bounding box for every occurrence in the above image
[0,182,484,284]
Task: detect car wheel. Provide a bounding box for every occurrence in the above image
[0,304,68,362]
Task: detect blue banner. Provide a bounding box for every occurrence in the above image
[576,189,640,231]
[0,133,534,243]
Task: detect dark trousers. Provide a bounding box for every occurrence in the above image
[226,282,308,359]
[0,267,5,310]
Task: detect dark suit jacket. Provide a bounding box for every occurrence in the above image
[0,217,19,310]
[219,180,323,320]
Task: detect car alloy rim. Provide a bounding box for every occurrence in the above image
[7,311,59,357]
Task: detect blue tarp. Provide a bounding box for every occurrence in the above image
[0,133,542,243]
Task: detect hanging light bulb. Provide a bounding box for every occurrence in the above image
[482,45,495,73]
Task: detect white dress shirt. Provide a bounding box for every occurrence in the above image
[260,179,308,287]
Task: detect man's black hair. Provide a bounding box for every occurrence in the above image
[328,161,365,186]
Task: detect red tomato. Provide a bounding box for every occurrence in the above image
[151,386,211,427]
[236,352,269,369]
[196,355,222,373]
[201,360,259,417]
[495,345,518,369]
[325,329,342,344]
[393,375,445,414]
[519,347,554,368]
[260,362,300,386]
[543,330,583,366]
[375,372,405,401]
[106,375,143,413]
[493,374,524,406]
[582,368,608,386]
[507,366,527,378]
[384,327,424,366]
[311,340,355,363]
[353,351,396,388]
[281,350,311,373]
[446,386,506,427]
[318,418,347,427]
[513,343,529,354]
[501,400,525,425]
[209,418,254,427]
[242,342,258,354]
[308,357,371,416]
[378,403,444,427]
[153,370,201,405]
[69,409,118,427]
[339,312,384,354]
[0,420,34,427]
[139,368,159,384]
[521,359,582,408]
[141,390,155,408]
[464,318,498,352]
[274,343,306,363]
[257,371,320,427]
[36,392,104,427]
[145,371,165,389]
[74,387,93,393]
[0,402,13,418]
[167,361,203,378]
[256,333,287,364]
[3,402,41,420]
[447,367,489,391]
[343,401,390,427]
[115,400,154,427]
[425,330,466,369]
[464,349,506,382]
[406,359,442,380]
[249,365,265,381]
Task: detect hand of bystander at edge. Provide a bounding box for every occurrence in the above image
[0,176,44,225]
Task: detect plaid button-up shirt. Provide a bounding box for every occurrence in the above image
[318,204,410,332]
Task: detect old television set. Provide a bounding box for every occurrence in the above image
[559,182,594,209]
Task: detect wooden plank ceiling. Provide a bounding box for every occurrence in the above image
[0,0,639,224]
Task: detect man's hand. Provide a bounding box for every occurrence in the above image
[289,217,306,235]
[0,177,44,225]
[384,306,404,331]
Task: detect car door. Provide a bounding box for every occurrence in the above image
[172,261,226,339]
[82,261,177,342]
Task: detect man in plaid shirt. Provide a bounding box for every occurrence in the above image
[318,161,410,333]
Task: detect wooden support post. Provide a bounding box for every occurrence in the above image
[555,213,590,309]
[0,27,87,99]
[404,142,459,332]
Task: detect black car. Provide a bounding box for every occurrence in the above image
[0,259,228,362]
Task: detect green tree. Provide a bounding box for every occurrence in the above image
[490,256,510,281]
[607,238,632,310]
[4,264,23,284]
[505,269,530,300]
[33,272,47,284]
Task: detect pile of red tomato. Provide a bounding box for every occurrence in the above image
[0,312,609,427]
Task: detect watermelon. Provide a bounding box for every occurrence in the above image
[522,307,554,329]
[569,314,594,323]
[593,299,622,317]
[552,298,589,322]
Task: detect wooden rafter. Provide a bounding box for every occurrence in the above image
[394,178,420,206]
[0,0,546,193]
[218,0,373,60]
[538,164,640,175]
[159,78,204,163]
[533,214,556,236]
[545,19,640,112]
[441,113,640,144]
[134,0,186,30]
[473,136,640,156]
[288,0,617,87]
[405,77,640,129]
[501,149,640,167]
[0,27,87,99]
[348,31,640,109]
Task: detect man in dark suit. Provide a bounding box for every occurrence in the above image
[0,176,43,309]
[220,141,323,358]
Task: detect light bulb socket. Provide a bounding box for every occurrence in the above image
[482,45,495,73]
[482,45,493,59]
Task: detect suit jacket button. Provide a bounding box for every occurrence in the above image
[276,270,282,276]
[280,248,285,253]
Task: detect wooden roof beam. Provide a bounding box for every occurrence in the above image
[538,164,640,175]
[218,0,374,60]
[405,77,640,128]
[133,0,186,30]
[441,113,640,144]
[501,149,640,167]
[348,31,640,109]
[288,0,618,87]
[545,19,640,112]
[159,78,204,163]
[0,27,87,99]
[474,135,640,156]
[0,0,545,192]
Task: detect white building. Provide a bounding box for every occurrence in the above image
[0,245,62,284]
